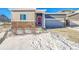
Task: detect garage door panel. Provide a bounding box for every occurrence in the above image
[45,20,64,28]
[45,18,64,20]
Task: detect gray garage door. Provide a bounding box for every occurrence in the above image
[45,18,64,29]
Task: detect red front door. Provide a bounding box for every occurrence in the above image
[37,16,42,26]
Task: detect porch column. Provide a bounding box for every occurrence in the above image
[42,13,46,28]
[64,16,67,27]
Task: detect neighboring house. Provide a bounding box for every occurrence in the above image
[57,10,79,27]
[0,15,11,28]
[59,10,79,27]
[68,13,79,27]
[0,15,10,22]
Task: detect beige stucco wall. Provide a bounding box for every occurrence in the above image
[11,12,36,22]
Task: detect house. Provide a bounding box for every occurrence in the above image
[11,8,45,33]
[11,8,69,33]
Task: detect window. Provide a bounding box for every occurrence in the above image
[20,14,26,20]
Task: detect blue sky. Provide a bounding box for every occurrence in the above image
[0,8,11,19]
[0,8,79,19]
[37,8,79,13]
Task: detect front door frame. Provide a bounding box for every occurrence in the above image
[36,13,43,27]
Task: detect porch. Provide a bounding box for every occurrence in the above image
[11,21,46,34]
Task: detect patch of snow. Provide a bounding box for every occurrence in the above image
[51,32,79,50]
[0,32,55,50]
[0,31,79,50]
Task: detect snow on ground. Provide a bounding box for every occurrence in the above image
[51,32,79,50]
[0,31,79,50]
[0,32,56,50]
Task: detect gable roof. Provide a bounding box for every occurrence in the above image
[68,13,79,17]
[35,10,45,13]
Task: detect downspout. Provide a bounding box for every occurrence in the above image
[65,15,70,27]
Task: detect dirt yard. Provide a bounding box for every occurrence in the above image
[48,28,79,43]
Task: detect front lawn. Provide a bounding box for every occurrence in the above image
[48,28,79,43]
